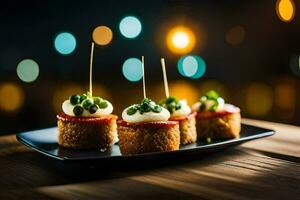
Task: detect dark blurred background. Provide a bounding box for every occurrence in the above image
[0,0,299,134]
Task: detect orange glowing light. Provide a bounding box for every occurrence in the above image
[166,26,196,54]
[245,83,273,116]
[92,26,113,46]
[276,0,296,22]
[169,80,198,104]
[0,83,24,112]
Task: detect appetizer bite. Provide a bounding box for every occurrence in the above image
[192,90,241,139]
[117,98,180,155]
[57,92,117,150]
[159,97,197,144]
[158,58,197,144]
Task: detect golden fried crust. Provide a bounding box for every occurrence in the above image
[57,115,117,150]
[175,115,197,145]
[196,112,241,139]
[117,122,180,155]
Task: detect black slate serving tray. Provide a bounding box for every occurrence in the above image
[16,124,274,162]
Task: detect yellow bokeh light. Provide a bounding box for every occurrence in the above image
[169,81,198,105]
[245,83,273,116]
[276,0,295,22]
[0,83,24,112]
[166,26,196,54]
[92,26,113,46]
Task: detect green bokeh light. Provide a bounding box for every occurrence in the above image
[17,59,39,83]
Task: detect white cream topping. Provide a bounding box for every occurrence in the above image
[171,99,191,118]
[62,100,113,117]
[122,106,170,123]
[192,97,225,112]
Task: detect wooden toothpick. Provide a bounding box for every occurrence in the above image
[160,58,170,98]
[142,56,146,99]
[89,42,95,96]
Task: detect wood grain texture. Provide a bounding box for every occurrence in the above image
[0,119,299,200]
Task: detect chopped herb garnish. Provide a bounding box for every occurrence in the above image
[199,90,223,112]
[206,90,219,100]
[159,96,182,114]
[127,106,137,115]
[127,98,163,115]
[152,105,162,113]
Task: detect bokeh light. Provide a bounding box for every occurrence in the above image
[119,16,142,39]
[275,82,296,110]
[245,83,273,116]
[92,26,113,46]
[276,0,295,22]
[16,59,39,83]
[178,55,206,79]
[54,32,76,55]
[122,58,143,82]
[225,26,246,45]
[169,81,199,104]
[166,26,195,54]
[0,83,24,112]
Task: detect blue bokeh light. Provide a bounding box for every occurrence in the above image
[122,58,143,82]
[54,32,76,55]
[119,16,142,39]
[178,55,206,79]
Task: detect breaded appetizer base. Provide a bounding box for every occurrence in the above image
[196,108,241,139]
[57,114,117,150]
[170,112,197,145]
[117,120,180,155]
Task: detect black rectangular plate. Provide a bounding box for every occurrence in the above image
[16,124,274,162]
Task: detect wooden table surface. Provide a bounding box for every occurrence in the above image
[0,119,299,200]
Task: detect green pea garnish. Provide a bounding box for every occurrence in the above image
[152,105,162,113]
[98,100,108,109]
[82,99,93,109]
[165,96,176,104]
[206,90,219,100]
[89,104,99,114]
[80,94,87,103]
[209,104,218,112]
[73,105,84,116]
[70,94,81,105]
[127,107,137,115]
[198,90,223,112]
[93,97,102,105]
[140,99,151,113]
[175,103,182,110]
